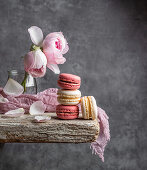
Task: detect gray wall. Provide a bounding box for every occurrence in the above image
[0,0,147,169]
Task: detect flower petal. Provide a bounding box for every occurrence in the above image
[3,78,24,96]
[44,47,66,64]
[47,64,60,74]
[24,51,35,72]
[43,32,68,65]
[29,66,46,78]
[28,26,43,46]
[29,101,46,115]
[34,49,47,69]
[34,115,51,123]
[62,43,69,54]
[24,50,47,78]
[0,94,9,103]
[5,108,25,117]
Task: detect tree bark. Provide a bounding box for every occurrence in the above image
[0,113,99,143]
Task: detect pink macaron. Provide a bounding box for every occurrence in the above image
[58,73,81,90]
[56,105,79,120]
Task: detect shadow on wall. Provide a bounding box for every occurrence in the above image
[0,144,5,151]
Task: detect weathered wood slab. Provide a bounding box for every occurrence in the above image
[0,113,99,143]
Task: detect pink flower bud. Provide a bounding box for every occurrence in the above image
[24,49,47,77]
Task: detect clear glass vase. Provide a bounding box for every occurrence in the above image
[8,70,37,94]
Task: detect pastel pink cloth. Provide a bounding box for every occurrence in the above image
[0,88,110,161]
[91,107,110,162]
[0,88,58,113]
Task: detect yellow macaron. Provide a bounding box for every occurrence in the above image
[57,89,81,105]
[81,96,98,120]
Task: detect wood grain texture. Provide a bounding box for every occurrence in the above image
[0,113,99,143]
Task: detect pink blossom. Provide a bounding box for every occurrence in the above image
[43,32,69,74]
[24,49,47,77]
[26,26,69,75]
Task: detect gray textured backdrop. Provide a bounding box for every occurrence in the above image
[0,0,147,170]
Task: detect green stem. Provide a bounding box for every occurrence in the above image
[30,44,40,51]
[21,71,28,92]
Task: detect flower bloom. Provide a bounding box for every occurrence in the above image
[24,49,47,77]
[24,26,69,77]
[43,32,69,74]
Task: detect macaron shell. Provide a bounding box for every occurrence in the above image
[81,97,85,118]
[59,73,81,84]
[81,96,89,119]
[57,113,79,120]
[88,96,98,120]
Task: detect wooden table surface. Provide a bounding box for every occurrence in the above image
[0,113,99,143]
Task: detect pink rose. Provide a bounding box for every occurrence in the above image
[43,32,69,74]
[24,49,47,78]
[25,26,69,75]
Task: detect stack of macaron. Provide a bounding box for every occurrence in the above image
[56,73,98,120]
[56,73,81,119]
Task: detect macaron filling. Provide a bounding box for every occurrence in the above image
[57,98,80,105]
[57,89,81,98]
[58,81,80,90]
[58,79,79,84]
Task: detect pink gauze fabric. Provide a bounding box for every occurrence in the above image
[91,107,110,162]
[0,88,110,162]
[0,88,58,113]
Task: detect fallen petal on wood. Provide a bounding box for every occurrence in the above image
[34,115,51,123]
[3,78,24,96]
[29,101,46,115]
[0,88,58,114]
[4,108,25,117]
